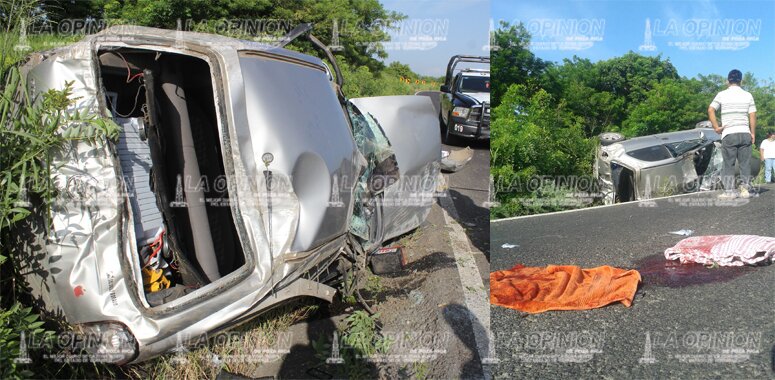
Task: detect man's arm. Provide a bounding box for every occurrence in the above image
[749,112,756,143]
[760,146,765,161]
[708,106,721,134]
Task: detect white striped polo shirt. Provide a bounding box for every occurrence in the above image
[709,85,757,138]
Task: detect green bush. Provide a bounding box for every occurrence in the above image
[0,69,120,238]
[0,7,119,371]
[0,302,53,379]
[490,84,595,217]
[0,67,119,377]
[339,59,441,98]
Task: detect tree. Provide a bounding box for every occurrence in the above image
[490,21,548,107]
[541,57,625,136]
[622,79,709,136]
[746,76,775,142]
[490,84,594,217]
[384,61,413,79]
[596,52,679,106]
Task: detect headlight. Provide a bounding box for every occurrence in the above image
[75,322,137,364]
[452,107,470,118]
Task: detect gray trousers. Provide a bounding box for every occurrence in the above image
[721,132,752,190]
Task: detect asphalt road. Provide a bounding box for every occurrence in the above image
[490,186,775,378]
[417,90,490,264]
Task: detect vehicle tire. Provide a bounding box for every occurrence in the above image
[599,132,625,146]
[442,112,458,145]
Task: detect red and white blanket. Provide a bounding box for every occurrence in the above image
[665,235,775,266]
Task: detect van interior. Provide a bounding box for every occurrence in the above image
[98,47,245,306]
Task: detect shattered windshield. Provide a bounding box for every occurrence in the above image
[665,139,704,156]
[459,75,490,93]
[627,145,673,162]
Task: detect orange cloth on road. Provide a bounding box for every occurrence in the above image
[490,264,641,313]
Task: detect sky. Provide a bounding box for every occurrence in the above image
[492,0,775,81]
[380,0,490,77]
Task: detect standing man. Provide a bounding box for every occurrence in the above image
[708,69,757,199]
[761,131,775,183]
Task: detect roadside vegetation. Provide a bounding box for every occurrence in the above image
[139,301,320,379]
[0,0,440,377]
[0,2,122,378]
[311,309,392,379]
[341,60,442,98]
[490,21,775,218]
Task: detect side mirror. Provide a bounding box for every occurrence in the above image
[440,85,449,93]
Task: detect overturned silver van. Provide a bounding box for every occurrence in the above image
[10,25,440,363]
[595,123,760,204]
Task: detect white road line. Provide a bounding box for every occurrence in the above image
[439,192,494,378]
[491,190,723,223]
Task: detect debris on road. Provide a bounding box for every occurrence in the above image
[369,246,406,274]
[441,147,474,172]
[500,243,518,249]
[665,235,775,266]
[409,290,424,305]
[490,264,641,313]
[669,229,694,236]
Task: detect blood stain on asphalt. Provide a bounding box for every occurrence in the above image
[634,254,756,288]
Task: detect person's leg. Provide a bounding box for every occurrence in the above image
[766,158,774,183]
[721,135,737,191]
[737,133,752,190]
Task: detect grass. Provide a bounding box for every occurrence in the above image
[412,361,430,380]
[364,275,383,295]
[1,32,81,70]
[396,226,424,249]
[310,310,392,379]
[336,310,392,379]
[133,300,320,379]
[21,300,321,379]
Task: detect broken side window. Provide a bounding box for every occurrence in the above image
[346,101,399,245]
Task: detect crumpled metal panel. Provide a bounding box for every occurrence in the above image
[350,96,441,241]
[238,53,361,254]
[22,44,146,328]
